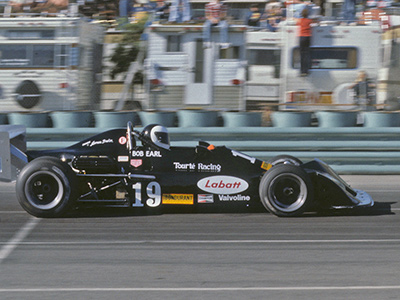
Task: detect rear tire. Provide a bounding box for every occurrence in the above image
[259,164,313,217]
[266,155,303,167]
[16,157,77,218]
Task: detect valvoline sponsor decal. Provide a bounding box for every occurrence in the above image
[197,176,249,195]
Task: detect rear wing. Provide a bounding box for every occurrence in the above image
[0,125,27,182]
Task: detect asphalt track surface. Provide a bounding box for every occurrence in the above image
[1,175,400,300]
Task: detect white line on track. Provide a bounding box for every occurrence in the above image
[1,286,400,292]
[0,217,40,264]
[0,239,400,246]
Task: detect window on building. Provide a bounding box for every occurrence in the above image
[292,47,358,69]
[55,44,71,67]
[32,45,55,66]
[0,45,29,66]
[247,48,281,78]
[166,35,182,52]
[194,39,204,83]
[219,46,240,59]
[0,44,64,68]
[6,30,55,39]
[382,41,400,68]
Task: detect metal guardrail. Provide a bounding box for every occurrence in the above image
[26,127,400,175]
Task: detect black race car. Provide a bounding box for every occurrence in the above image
[16,122,374,218]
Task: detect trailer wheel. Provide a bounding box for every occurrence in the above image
[15,80,41,109]
[266,155,303,166]
[16,157,77,218]
[259,164,313,217]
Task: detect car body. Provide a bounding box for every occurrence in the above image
[16,122,374,217]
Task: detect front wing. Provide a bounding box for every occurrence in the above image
[303,159,374,209]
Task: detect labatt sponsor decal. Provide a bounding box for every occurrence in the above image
[197,176,249,195]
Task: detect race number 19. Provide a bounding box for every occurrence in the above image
[132,182,161,207]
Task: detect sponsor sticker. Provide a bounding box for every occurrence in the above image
[197,176,249,195]
[218,194,250,201]
[261,161,272,171]
[174,162,196,171]
[130,159,142,168]
[198,194,214,204]
[118,156,129,162]
[173,162,221,172]
[162,194,194,205]
[119,136,127,145]
[198,163,221,172]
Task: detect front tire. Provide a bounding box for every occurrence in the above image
[16,157,77,218]
[259,164,313,217]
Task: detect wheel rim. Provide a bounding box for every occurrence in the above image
[267,173,307,213]
[24,171,64,210]
[273,159,301,166]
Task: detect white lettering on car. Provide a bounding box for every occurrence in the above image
[218,194,251,201]
[132,151,144,157]
[174,162,196,171]
[173,162,221,172]
[146,150,162,157]
[82,139,114,147]
[132,150,162,158]
[197,163,221,172]
[131,181,161,207]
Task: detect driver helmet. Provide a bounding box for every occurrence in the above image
[142,124,170,150]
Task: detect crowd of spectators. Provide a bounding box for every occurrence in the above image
[128,0,288,29]
[4,0,393,32]
[121,0,345,31]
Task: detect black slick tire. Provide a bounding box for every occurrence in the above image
[16,157,77,218]
[266,155,303,167]
[259,164,313,217]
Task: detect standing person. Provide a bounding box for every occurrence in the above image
[297,8,313,76]
[202,0,230,49]
[349,70,376,110]
[168,0,191,23]
[245,4,262,27]
[119,0,132,17]
[154,0,170,22]
[341,0,356,24]
[264,2,283,32]
[314,0,325,16]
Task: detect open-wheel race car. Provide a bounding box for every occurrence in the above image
[16,122,374,218]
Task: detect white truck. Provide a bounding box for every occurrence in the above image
[0,13,104,111]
